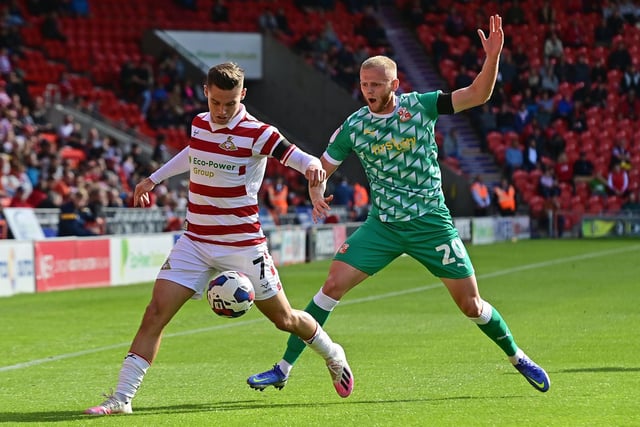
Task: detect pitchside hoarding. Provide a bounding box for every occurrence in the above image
[34,238,110,291]
[0,241,35,297]
[110,235,175,286]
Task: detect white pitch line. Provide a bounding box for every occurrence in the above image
[1,244,638,373]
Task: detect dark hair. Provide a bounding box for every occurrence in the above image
[206,62,244,90]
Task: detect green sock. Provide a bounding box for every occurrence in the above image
[283,299,332,365]
[475,306,518,357]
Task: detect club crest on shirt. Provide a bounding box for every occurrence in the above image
[337,243,349,254]
[219,136,237,151]
[397,107,412,122]
[161,260,171,270]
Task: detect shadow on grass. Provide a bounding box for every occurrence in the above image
[0,396,532,422]
[558,366,640,373]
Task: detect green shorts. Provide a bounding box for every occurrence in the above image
[334,207,474,279]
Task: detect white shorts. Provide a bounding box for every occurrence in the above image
[157,235,282,300]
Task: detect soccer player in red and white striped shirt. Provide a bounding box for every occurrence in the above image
[85,62,353,416]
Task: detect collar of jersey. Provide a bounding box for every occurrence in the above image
[367,93,398,119]
[208,104,246,131]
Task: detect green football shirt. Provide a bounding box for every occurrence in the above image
[326,91,445,222]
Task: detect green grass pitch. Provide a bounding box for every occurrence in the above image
[1,239,639,426]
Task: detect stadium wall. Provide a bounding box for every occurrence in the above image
[0,216,530,298]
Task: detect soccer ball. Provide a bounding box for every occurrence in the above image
[207,271,255,318]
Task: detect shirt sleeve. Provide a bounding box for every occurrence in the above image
[324,123,352,165]
[150,147,190,183]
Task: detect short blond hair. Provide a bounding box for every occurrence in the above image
[361,55,397,78]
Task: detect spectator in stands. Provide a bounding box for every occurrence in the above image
[85,61,349,416]
[538,0,556,24]
[607,38,632,71]
[494,177,516,216]
[431,32,450,66]
[1,159,32,199]
[477,103,497,143]
[543,30,563,61]
[40,11,67,42]
[538,166,561,199]
[553,93,574,124]
[605,7,625,37]
[504,135,523,177]
[258,8,279,34]
[553,55,575,83]
[511,44,530,76]
[333,176,354,208]
[622,191,640,213]
[352,181,369,221]
[619,89,640,119]
[57,188,98,237]
[535,89,554,127]
[593,14,614,47]
[522,136,540,172]
[611,137,632,170]
[454,64,474,89]
[267,176,289,217]
[275,7,293,37]
[86,184,107,235]
[573,151,595,184]
[573,53,591,87]
[555,152,574,186]
[107,188,124,208]
[545,130,565,161]
[540,63,559,94]
[357,6,388,48]
[442,127,460,159]
[8,185,29,207]
[210,0,229,23]
[496,103,516,132]
[56,114,75,145]
[607,162,630,198]
[620,63,640,94]
[504,0,526,25]
[471,175,491,216]
[498,50,517,91]
[444,7,465,37]
[406,0,425,26]
[514,102,531,133]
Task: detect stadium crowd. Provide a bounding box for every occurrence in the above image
[2,0,640,238]
[401,0,640,225]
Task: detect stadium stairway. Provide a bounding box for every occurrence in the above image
[377,4,502,186]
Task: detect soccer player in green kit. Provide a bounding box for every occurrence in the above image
[248,14,550,396]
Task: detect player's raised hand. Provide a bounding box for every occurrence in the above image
[478,14,504,58]
[133,177,156,207]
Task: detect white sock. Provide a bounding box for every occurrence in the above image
[313,290,339,311]
[508,348,525,365]
[276,360,293,377]
[469,300,493,325]
[304,324,336,360]
[115,352,150,402]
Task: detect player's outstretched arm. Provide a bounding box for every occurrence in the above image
[308,156,338,223]
[451,14,504,113]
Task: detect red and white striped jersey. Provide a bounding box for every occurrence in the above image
[184,105,291,246]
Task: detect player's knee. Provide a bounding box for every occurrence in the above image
[460,298,483,318]
[321,276,346,300]
[271,311,296,332]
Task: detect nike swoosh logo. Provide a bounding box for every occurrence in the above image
[527,376,547,389]
[251,376,282,384]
